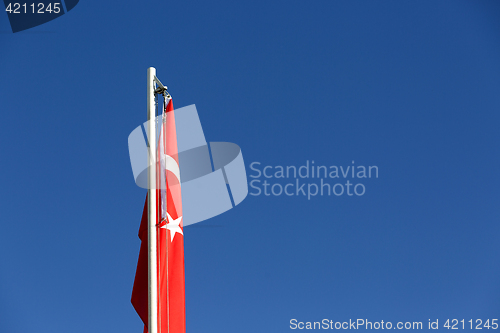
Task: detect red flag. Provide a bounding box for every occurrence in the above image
[132,99,186,333]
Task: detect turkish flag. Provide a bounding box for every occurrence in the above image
[131,99,186,333]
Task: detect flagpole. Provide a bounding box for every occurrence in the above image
[147,67,158,333]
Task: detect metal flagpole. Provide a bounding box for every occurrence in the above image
[147,67,158,333]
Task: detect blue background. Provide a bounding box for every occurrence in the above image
[1,1,499,332]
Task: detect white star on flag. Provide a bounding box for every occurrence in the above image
[160,213,183,242]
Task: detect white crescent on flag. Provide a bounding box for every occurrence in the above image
[162,153,181,184]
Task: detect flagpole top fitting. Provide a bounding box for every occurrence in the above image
[154,87,168,95]
[153,75,168,96]
[154,86,170,102]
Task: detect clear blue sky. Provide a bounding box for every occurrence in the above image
[1,1,500,332]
